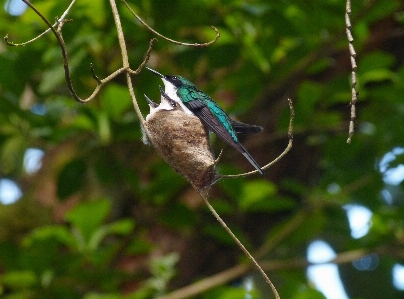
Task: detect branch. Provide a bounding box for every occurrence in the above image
[200,193,279,299]
[158,243,404,299]
[9,0,155,109]
[121,0,220,47]
[156,174,380,299]
[221,98,294,179]
[346,0,358,144]
[260,247,376,271]
[108,0,149,125]
[4,0,77,46]
[157,263,250,299]
[13,0,105,103]
[158,209,309,299]
[129,38,158,75]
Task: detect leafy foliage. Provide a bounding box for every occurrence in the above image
[1,0,404,298]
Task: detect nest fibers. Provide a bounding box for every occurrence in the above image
[142,95,218,193]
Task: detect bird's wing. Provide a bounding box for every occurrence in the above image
[182,90,241,150]
[185,90,262,135]
[182,89,264,174]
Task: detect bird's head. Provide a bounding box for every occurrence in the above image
[146,67,196,90]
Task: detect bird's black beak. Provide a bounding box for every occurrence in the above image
[144,94,158,108]
[146,67,165,79]
[159,86,177,108]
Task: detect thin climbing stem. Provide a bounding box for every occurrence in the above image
[4,0,77,46]
[108,0,145,124]
[121,0,220,47]
[346,0,358,143]
[6,0,155,107]
[200,193,280,299]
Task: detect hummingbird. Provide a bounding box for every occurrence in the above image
[146,67,264,174]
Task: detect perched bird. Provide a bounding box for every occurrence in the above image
[146,67,264,174]
[143,88,218,191]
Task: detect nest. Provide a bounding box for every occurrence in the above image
[143,104,218,193]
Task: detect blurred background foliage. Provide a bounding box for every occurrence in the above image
[0,0,404,298]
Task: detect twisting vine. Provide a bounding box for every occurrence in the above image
[345,0,358,144]
[121,0,220,47]
[4,0,157,105]
[4,0,77,46]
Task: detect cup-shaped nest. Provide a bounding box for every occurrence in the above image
[143,100,218,193]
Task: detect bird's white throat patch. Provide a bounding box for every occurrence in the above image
[162,79,194,115]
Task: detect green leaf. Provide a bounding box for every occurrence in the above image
[1,136,26,174]
[239,180,277,210]
[361,69,395,85]
[105,219,135,235]
[39,49,87,94]
[126,238,153,255]
[291,288,326,299]
[23,225,76,248]
[296,81,324,121]
[88,219,135,251]
[148,253,179,293]
[0,243,19,271]
[0,290,34,299]
[71,114,97,131]
[65,199,111,244]
[359,52,395,74]
[97,111,111,144]
[75,0,106,27]
[0,271,37,289]
[149,253,179,278]
[100,84,132,119]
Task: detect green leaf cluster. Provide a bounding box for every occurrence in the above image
[1,0,404,298]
